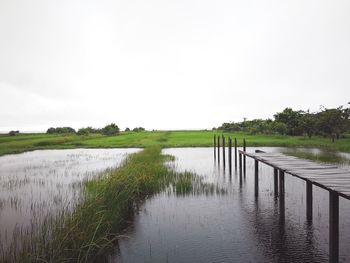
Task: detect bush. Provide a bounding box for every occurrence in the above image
[77,128,90,136]
[132,127,145,132]
[9,130,19,136]
[46,127,76,134]
[102,123,120,135]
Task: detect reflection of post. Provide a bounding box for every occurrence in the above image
[274,168,278,197]
[214,135,216,160]
[228,138,232,175]
[222,135,226,169]
[217,136,220,164]
[243,139,246,176]
[306,181,313,222]
[254,160,259,197]
[239,153,242,183]
[234,138,237,170]
[329,191,339,263]
[279,170,285,222]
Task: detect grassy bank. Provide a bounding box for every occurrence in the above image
[1,131,350,156]
[2,146,222,262]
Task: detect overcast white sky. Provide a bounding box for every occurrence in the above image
[0,0,349,132]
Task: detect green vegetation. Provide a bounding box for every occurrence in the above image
[1,130,350,156]
[282,149,350,165]
[2,146,224,262]
[217,104,350,140]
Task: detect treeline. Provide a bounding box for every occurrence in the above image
[217,104,350,141]
[46,123,146,136]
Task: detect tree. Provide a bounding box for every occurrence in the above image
[125,127,130,132]
[316,106,349,141]
[46,127,76,134]
[47,127,56,134]
[271,122,288,135]
[9,130,19,136]
[77,128,90,136]
[274,108,303,135]
[102,123,120,135]
[300,111,317,138]
[132,127,145,132]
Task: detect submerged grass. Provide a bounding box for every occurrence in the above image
[283,149,350,165]
[1,146,224,262]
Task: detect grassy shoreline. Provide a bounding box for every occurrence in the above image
[1,130,350,156]
[1,146,223,262]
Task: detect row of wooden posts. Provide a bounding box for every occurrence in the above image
[213,134,247,175]
[214,134,340,262]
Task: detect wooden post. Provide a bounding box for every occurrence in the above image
[222,135,226,169]
[228,138,232,174]
[329,191,339,263]
[217,135,220,164]
[254,160,259,197]
[243,139,246,175]
[274,168,278,197]
[239,153,242,182]
[279,170,285,221]
[234,138,237,170]
[306,181,313,222]
[214,135,216,160]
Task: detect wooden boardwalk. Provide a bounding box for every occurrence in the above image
[239,150,350,263]
[243,151,350,200]
[213,135,349,263]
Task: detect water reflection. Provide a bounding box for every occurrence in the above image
[0,148,140,252]
[111,147,350,263]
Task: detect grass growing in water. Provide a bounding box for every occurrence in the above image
[1,146,224,262]
[283,149,350,165]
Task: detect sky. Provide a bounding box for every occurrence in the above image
[0,0,349,132]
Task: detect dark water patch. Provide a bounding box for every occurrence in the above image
[110,147,350,263]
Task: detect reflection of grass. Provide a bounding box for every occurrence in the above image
[1,146,223,262]
[1,131,350,156]
[283,150,350,165]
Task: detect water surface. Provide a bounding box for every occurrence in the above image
[0,148,140,250]
[112,147,350,263]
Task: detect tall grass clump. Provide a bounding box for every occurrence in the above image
[1,146,223,262]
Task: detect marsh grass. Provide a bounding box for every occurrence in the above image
[283,149,350,165]
[1,131,350,157]
[0,146,224,262]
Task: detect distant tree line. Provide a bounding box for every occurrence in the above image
[46,124,146,136]
[216,104,350,141]
[8,130,20,136]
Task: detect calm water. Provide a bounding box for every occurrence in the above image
[111,147,350,263]
[0,148,140,250]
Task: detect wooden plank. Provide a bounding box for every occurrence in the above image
[240,149,350,201]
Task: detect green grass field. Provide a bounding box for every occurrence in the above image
[0,130,350,156]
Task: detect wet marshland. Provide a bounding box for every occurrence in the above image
[0,147,350,262]
[112,147,350,263]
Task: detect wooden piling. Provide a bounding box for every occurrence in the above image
[228,137,232,174]
[239,153,242,182]
[279,170,285,221]
[217,135,220,164]
[255,160,259,197]
[306,181,313,221]
[234,138,237,169]
[243,139,246,175]
[214,135,216,160]
[329,191,339,263]
[274,168,278,197]
[222,135,226,169]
